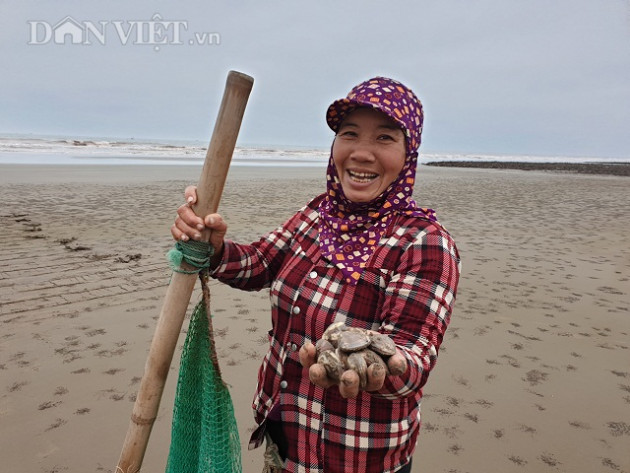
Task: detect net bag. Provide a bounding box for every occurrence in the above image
[165,242,242,473]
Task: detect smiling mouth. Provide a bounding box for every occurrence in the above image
[348,170,378,183]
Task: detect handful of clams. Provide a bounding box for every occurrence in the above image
[315,322,399,389]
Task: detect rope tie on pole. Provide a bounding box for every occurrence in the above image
[167,240,214,274]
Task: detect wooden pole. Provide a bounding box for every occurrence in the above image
[115,70,254,473]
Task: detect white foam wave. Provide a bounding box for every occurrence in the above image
[0,136,626,166]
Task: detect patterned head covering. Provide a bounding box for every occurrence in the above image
[319,77,438,284]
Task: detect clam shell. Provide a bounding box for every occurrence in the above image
[359,348,390,375]
[322,321,348,348]
[346,352,368,389]
[368,332,397,356]
[318,349,344,381]
[338,329,371,352]
[315,338,334,357]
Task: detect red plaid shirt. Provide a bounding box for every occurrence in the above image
[211,195,460,473]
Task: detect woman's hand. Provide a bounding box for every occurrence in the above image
[299,341,408,399]
[170,185,228,257]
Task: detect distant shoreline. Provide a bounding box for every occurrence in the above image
[425,161,630,177]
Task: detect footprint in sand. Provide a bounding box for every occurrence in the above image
[474,399,493,409]
[606,421,630,437]
[8,381,29,392]
[214,327,229,338]
[445,396,462,408]
[253,336,268,346]
[45,418,67,432]
[85,328,106,337]
[568,420,591,430]
[452,374,470,387]
[421,422,437,433]
[103,368,125,375]
[600,457,623,471]
[539,452,561,467]
[518,424,537,436]
[447,444,463,455]
[523,369,549,386]
[508,455,527,466]
[38,400,62,410]
[499,354,520,368]
[70,368,90,374]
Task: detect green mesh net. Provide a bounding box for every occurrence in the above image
[165,242,242,473]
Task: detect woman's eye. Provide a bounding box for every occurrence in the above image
[378,134,394,141]
[339,130,358,138]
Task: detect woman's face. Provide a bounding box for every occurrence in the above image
[332,107,406,203]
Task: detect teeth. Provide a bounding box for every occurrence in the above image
[348,171,378,182]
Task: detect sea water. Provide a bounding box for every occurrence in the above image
[0,135,626,167]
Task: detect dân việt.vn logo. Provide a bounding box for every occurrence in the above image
[27,13,220,51]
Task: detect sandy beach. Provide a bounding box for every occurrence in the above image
[1,163,628,473]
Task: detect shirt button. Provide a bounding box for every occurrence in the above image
[292,306,301,315]
[309,271,318,279]
[280,380,288,389]
[291,343,298,352]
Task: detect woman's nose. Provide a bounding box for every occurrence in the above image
[348,141,375,162]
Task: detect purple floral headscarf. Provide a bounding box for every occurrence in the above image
[319,77,438,284]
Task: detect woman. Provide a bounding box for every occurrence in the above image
[172,77,461,473]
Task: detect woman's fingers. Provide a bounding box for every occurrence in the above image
[203,213,227,231]
[171,215,202,242]
[177,203,205,231]
[364,363,386,391]
[304,346,407,397]
[299,342,317,368]
[308,363,336,389]
[387,351,408,376]
[202,213,227,253]
[174,185,230,251]
[172,202,229,253]
[176,186,206,238]
[339,370,360,399]
[184,185,198,205]
[307,364,360,398]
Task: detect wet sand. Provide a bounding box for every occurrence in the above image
[426,160,630,177]
[1,163,628,473]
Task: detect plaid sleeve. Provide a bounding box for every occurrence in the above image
[375,222,461,399]
[210,207,308,291]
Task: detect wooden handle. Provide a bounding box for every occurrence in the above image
[115,70,254,473]
[194,71,254,217]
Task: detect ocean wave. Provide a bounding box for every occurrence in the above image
[0,135,626,166]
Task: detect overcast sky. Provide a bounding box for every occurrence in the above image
[2,1,629,157]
